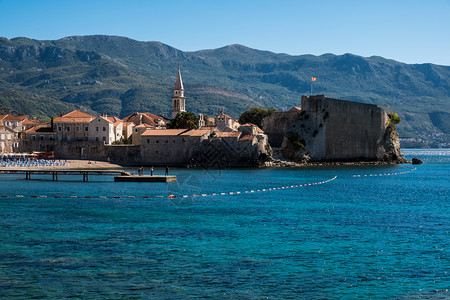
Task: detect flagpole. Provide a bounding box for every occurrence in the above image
[310,77,317,96]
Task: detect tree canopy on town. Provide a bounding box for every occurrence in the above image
[167,111,199,129]
[238,107,277,128]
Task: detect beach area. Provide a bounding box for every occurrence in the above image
[0,159,125,171]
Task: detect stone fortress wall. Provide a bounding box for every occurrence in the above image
[264,95,404,162]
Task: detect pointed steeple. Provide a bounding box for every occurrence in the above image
[174,67,184,91]
[171,67,186,118]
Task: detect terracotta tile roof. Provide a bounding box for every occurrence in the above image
[53,117,94,123]
[122,112,167,126]
[141,129,188,136]
[181,129,211,137]
[0,114,28,121]
[22,119,40,125]
[135,124,153,128]
[239,134,255,141]
[106,116,122,123]
[24,126,54,133]
[97,116,113,123]
[215,131,241,138]
[62,110,96,118]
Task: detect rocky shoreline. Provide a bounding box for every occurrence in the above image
[264,158,411,168]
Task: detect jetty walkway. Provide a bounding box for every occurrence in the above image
[0,169,132,181]
[0,168,177,182]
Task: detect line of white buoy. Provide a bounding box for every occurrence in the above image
[1,176,338,200]
[180,176,338,199]
[351,167,417,178]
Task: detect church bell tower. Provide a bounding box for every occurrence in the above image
[171,67,186,119]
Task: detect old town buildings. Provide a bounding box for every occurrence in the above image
[5,68,271,166]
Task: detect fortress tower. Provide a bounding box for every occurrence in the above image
[171,67,186,118]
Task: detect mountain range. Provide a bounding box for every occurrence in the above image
[0,35,449,146]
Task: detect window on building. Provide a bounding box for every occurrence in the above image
[67,127,70,131]
[173,140,176,143]
[32,135,36,140]
[147,139,150,143]
[75,127,79,131]
[58,127,62,131]
[7,134,11,140]
[0,142,4,148]
[96,137,99,142]
[85,127,88,131]
[103,127,106,131]
[13,142,18,148]
[165,140,168,143]
[102,136,106,142]
[96,127,99,131]
[40,136,44,140]
[156,140,159,143]
[1,134,4,140]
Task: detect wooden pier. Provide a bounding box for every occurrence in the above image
[114,175,176,182]
[0,169,132,182]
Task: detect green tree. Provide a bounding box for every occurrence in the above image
[238,107,277,128]
[388,112,401,125]
[167,111,199,129]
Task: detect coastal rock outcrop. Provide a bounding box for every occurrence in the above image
[412,157,423,164]
[270,95,407,163]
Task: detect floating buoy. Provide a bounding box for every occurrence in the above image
[168,195,176,198]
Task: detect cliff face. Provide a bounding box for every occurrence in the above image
[279,95,406,163]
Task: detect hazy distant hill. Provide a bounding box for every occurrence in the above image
[0,35,449,146]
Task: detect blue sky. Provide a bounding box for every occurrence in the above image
[1,0,450,65]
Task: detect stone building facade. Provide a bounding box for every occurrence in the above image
[140,129,211,166]
[0,126,17,153]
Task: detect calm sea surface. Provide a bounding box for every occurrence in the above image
[0,149,449,299]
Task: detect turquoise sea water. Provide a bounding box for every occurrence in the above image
[0,149,449,299]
